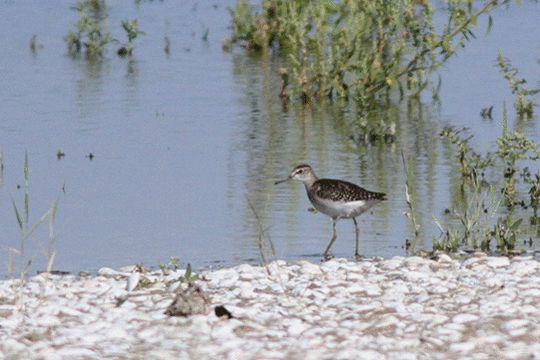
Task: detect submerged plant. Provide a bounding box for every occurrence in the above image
[65,0,112,59]
[226,0,511,110]
[29,34,37,54]
[438,101,540,253]
[497,48,539,119]
[354,113,397,144]
[496,104,540,206]
[521,167,540,214]
[402,154,420,242]
[117,19,145,58]
[440,126,493,182]
[164,19,171,55]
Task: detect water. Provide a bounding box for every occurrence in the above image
[1,1,539,278]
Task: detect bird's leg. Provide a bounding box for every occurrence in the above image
[353,217,360,257]
[323,219,338,259]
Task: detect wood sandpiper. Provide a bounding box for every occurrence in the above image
[275,164,386,259]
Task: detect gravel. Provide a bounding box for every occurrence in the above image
[2,253,540,359]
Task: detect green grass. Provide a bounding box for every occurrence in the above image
[435,101,540,253]
[225,0,512,111]
[497,48,539,119]
[6,151,62,281]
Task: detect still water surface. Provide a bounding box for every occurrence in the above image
[1,1,539,278]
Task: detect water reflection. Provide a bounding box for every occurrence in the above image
[0,1,539,278]
[230,45,540,263]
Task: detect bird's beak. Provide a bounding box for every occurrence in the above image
[274,177,290,185]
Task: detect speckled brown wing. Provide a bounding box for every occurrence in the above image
[311,179,386,202]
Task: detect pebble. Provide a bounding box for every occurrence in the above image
[2,255,540,359]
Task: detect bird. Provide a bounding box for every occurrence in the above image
[275,164,386,259]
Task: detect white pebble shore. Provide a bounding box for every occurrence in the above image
[2,254,540,359]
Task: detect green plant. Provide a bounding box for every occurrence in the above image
[440,126,493,182]
[226,0,511,110]
[159,256,180,271]
[117,19,145,58]
[402,154,420,241]
[65,0,112,59]
[480,106,494,120]
[433,185,501,252]
[521,167,540,214]
[493,214,522,251]
[497,48,539,119]
[432,216,460,252]
[116,295,128,306]
[164,36,170,54]
[30,34,37,54]
[8,151,61,280]
[223,0,262,51]
[137,278,151,288]
[201,27,209,43]
[179,263,198,283]
[164,20,171,55]
[354,113,397,144]
[496,105,540,206]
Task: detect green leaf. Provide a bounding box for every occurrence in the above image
[185,263,192,278]
[485,15,493,37]
[11,197,23,231]
[509,218,523,231]
[25,211,49,240]
[24,150,29,223]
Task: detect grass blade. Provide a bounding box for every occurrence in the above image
[11,197,24,231]
[24,150,29,223]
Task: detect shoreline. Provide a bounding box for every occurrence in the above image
[2,254,540,359]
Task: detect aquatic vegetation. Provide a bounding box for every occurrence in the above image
[496,104,540,207]
[164,20,171,55]
[497,48,539,119]
[437,104,540,252]
[520,167,540,214]
[29,34,37,54]
[117,19,145,58]
[441,115,540,208]
[225,0,511,110]
[201,27,209,43]
[433,185,501,252]
[353,112,397,144]
[402,154,420,242]
[64,0,112,59]
[65,1,145,60]
[493,214,522,251]
[440,126,493,182]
